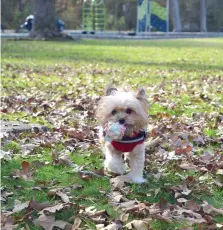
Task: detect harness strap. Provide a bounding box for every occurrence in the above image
[104,129,147,152]
[113,130,146,143]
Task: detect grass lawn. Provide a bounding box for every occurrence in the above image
[1,38,223,229]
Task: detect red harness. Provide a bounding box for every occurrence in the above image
[104,130,146,153]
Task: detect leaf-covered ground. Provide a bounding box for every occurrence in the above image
[1,38,223,230]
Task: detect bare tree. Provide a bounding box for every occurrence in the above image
[30,0,65,39]
[200,0,207,32]
[170,0,182,32]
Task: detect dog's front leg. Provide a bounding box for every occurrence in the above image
[127,143,145,183]
[104,143,126,175]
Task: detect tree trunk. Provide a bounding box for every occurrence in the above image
[30,0,60,39]
[200,0,207,32]
[123,1,136,31]
[18,0,23,12]
[170,0,182,32]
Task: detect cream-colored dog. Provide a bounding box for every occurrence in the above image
[96,86,148,183]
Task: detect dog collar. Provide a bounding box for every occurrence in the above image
[104,130,146,152]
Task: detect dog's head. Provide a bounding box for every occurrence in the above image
[96,86,148,136]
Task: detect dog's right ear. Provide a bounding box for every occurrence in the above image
[105,85,117,96]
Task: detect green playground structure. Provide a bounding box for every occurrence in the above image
[82,0,106,32]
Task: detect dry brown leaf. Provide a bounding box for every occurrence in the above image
[59,154,75,167]
[109,191,124,203]
[185,200,199,212]
[0,187,13,203]
[39,203,65,215]
[14,161,33,180]
[216,169,223,175]
[12,200,30,213]
[96,224,105,230]
[175,145,192,155]
[202,202,223,215]
[181,184,192,196]
[179,163,197,171]
[0,150,12,161]
[119,200,137,209]
[152,214,173,223]
[21,143,39,157]
[72,217,82,230]
[177,198,188,203]
[29,200,53,211]
[91,216,107,225]
[1,213,18,230]
[102,223,118,230]
[33,214,70,230]
[214,180,223,187]
[207,223,223,229]
[119,213,129,223]
[110,177,125,189]
[56,191,70,203]
[125,218,152,230]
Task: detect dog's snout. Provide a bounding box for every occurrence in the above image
[119,118,125,124]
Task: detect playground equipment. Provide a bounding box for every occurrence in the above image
[137,0,169,33]
[82,0,106,32]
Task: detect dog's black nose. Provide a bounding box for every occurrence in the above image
[119,119,125,124]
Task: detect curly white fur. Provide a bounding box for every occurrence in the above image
[96,86,148,184]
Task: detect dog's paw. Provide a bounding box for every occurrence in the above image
[127,173,145,184]
[105,160,126,175]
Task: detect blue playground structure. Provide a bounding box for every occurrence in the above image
[137,0,169,33]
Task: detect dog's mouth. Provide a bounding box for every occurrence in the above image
[123,124,135,137]
[124,124,134,128]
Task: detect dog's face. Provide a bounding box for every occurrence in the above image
[96,86,148,136]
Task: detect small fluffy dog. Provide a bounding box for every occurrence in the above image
[96,86,148,183]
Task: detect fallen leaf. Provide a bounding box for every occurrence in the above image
[33,214,70,230]
[72,217,82,230]
[29,200,53,211]
[0,150,12,161]
[58,154,75,167]
[103,223,119,230]
[96,224,105,230]
[21,143,39,156]
[179,163,197,171]
[177,198,188,203]
[39,203,65,215]
[185,200,199,212]
[207,223,223,229]
[0,187,13,203]
[202,201,223,215]
[119,200,137,209]
[119,213,129,223]
[14,161,33,180]
[125,218,152,230]
[110,177,125,189]
[1,213,18,230]
[216,169,223,175]
[201,152,213,162]
[151,214,173,223]
[56,191,70,203]
[13,200,29,213]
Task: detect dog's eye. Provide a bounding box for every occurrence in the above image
[126,108,132,114]
[111,109,117,115]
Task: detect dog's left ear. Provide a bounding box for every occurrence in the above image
[105,85,118,96]
[136,88,146,101]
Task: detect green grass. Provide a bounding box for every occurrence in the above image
[1,38,223,229]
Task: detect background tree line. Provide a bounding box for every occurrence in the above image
[1,0,223,32]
